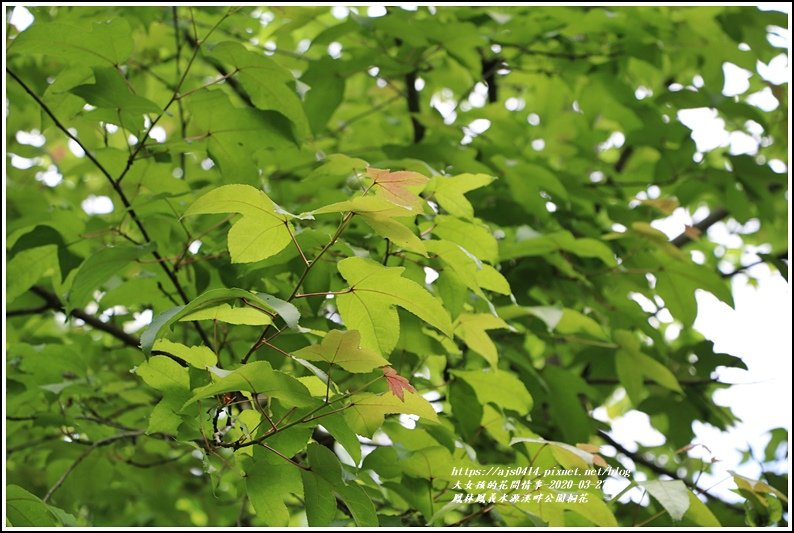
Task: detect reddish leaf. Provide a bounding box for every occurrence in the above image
[366,167,428,208]
[382,366,416,402]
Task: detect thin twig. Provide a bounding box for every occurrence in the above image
[43,430,145,502]
[7,68,212,348]
[598,430,743,513]
[285,221,310,267]
[242,211,356,363]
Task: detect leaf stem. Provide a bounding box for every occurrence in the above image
[261,443,310,470]
[43,430,145,502]
[293,289,352,299]
[325,366,333,404]
[285,221,310,267]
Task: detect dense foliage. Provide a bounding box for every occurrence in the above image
[5,5,789,527]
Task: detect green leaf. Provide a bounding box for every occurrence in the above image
[184,361,315,408]
[9,225,82,282]
[335,483,378,527]
[6,245,57,304]
[10,18,133,66]
[499,229,615,266]
[6,485,57,526]
[432,216,498,263]
[294,330,388,373]
[615,329,682,399]
[209,41,309,140]
[306,443,378,526]
[184,184,295,264]
[432,173,495,219]
[152,339,217,369]
[142,288,298,355]
[68,243,156,310]
[336,257,453,354]
[307,442,344,486]
[654,255,735,327]
[302,57,345,134]
[360,214,427,255]
[71,67,161,114]
[136,355,191,435]
[475,264,511,295]
[563,496,618,527]
[454,313,510,366]
[186,90,294,183]
[178,303,272,325]
[344,391,439,437]
[543,365,595,443]
[426,239,486,299]
[136,355,189,393]
[640,479,690,521]
[301,470,336,526]
[402,446,454,480]
[556,309,608,340]
[318,413,363,465]
[313,195,416,217]
[509,437,603,467]
[147,400,185,435]
[451,369,533,414]
[732,471,789,503]
[684,492,721,526]
[245,457,301,526]
[507,162,569,200]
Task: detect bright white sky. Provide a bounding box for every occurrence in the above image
[8,2,791,506]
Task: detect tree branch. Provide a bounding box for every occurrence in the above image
[597,430,743,514]
[670,207,729,248]
[7,68,212,349]
[721,250,788,278]
[182,30,255,109]
[405,70,425,143]
[242,211,356,363]
[481,57,500,104]
[30,286,141,348]
[7,304,51,317]
[43,430,146,502]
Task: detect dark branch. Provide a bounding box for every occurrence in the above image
[30,286,141,349]
[598,430,743,514]
[670,207,730,248]
[614,146,634,173]
[481,57,500,104]
[183,31,255,108]
[7,67,212,349]
[43,430,146,502]
[7,304,50,317]
[405,70,425,143]
[721,250,788,278]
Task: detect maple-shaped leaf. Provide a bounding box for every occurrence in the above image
[313,196,426,254]
[335,257,454,354]
[366,167,428,208]
[183,184,295,264]
[344,391,437,436]
[382,367,416,401]
[294,330,388,373]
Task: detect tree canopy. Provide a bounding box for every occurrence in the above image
[5,5,789,527]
